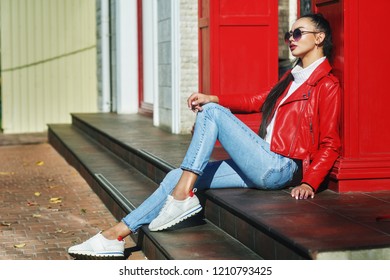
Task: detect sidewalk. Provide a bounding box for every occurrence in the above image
[0,133,145,260]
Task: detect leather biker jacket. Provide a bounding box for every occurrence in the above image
[218,59,341,191]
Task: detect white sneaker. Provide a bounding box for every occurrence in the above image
[68,231,125,259]
[148,194,202,231]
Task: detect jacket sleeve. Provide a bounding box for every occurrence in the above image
[218,70,292,113]
[302,79,341,190]
[218,91,269,113]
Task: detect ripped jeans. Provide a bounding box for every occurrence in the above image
[122,103,298,232]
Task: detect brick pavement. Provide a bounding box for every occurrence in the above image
[0,140,145,260]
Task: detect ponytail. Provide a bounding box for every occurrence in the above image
[258,72,294,138]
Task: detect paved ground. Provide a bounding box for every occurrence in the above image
[0,133,145,260]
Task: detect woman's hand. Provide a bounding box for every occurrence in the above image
[291,183,315,199]
[187,92,219,112]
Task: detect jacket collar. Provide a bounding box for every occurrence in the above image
[279,59,333,105]
[304,59,333,86]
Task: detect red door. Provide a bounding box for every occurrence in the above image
[315,0,390,192]
[198,0,278,132]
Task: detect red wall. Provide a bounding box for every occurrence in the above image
[199,0,390,192]
[315,0,390,192]
[198,0,278,132]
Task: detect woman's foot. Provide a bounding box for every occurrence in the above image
[68,231,125,260]
[148,193,202,231]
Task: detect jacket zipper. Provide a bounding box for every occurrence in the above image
[287,90,311,157]
[309,116,315,145]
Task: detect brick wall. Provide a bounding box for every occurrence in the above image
[178,0,198,134]
[157,0,173,131]
[156,0,197,134]
[279,0,291,60]
[158,0,295,134]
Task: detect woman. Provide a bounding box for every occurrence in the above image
[68,13,341,259]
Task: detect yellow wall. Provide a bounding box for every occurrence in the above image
[0,0,97,133]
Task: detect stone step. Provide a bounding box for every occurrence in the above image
[49,113,390,260]
[48,124,261,260]
[68,114,313,259]
[51,114,310,259]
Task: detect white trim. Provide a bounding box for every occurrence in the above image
[115,0,138,114]
[289,0,298,61]
[152,0,160,127]
[171,0,181,134]
[142,0,155,106]
[99,0,111,112]
[142,0,159,125]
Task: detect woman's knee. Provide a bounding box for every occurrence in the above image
[202,102,223,112]
[199,103,230,121]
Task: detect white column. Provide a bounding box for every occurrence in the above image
[115,0,139,114]
[171,0,181,134]
[289,0,298,61]
[143,0,159,127]
[152,0,160,127]
[98,0,111,112]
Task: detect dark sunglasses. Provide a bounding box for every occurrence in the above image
[284,29,320,44]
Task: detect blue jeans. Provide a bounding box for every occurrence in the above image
[122,103,298,232]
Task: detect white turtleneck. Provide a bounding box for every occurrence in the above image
[265,56,326,144]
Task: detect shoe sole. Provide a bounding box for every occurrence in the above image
[68,252,125,260]
[149,204,202,232]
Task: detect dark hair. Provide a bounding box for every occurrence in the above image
[300,13,333,60]
[258,13,333,139]
[258,73,294,138]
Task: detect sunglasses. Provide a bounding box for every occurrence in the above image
[284,29,320,44]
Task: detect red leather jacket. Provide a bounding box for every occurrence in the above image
[218,59,341,191]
